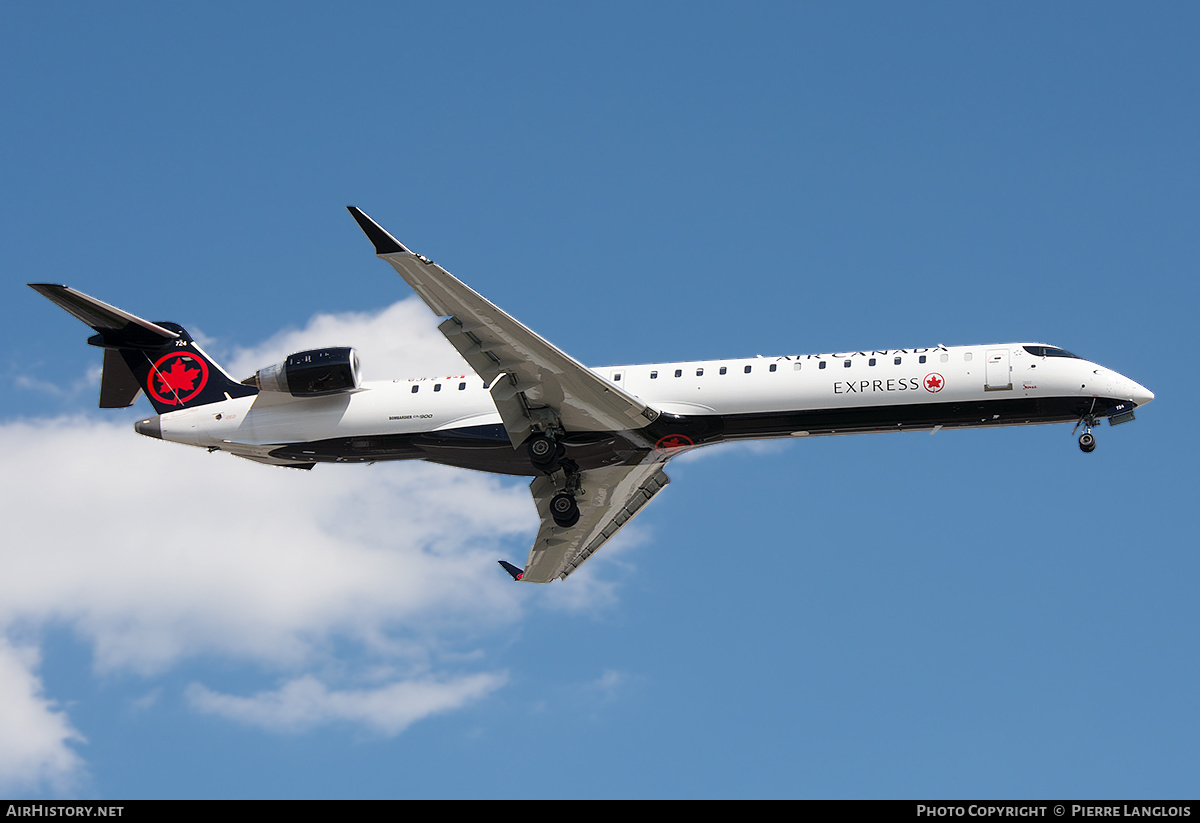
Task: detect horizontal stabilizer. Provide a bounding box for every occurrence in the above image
[30,284,257,413]
[498,560,524,581]
[29,284,179,349]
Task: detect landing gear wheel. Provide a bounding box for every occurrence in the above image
[550,492,580,528]
[1074,400,1099,454]
[526,434,562,469]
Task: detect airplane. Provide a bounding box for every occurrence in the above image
[29,207,1155,583]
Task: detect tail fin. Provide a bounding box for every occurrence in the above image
[29,284,257,413]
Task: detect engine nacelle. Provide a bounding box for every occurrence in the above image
[252,347,361,397]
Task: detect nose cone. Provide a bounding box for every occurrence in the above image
[1132,382,1154,407]
[134,416,161,439]
[1113,373,1154,408]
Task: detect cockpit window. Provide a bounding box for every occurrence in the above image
[1023,345,1080,359]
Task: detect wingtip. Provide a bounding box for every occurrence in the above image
[346,206,409,255]
[498,560,524,581]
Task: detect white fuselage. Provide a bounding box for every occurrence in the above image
[150,342,1152,470]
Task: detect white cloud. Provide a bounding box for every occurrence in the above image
[0,640,86,794]
[15,365,102,402]
[0,417,534,674]
[590,669,630,702]
[0,414,527,788]
[185,672,508,736]
[674,438,790,465]
[129,688,162,712]
[0,299,644,792]
[538,521,653,613]
[222,298,475,385]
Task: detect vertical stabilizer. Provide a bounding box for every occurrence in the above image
[29,284,257,413]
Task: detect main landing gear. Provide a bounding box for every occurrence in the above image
[550,492,580,528]
[526,431,581,528]
[526,433,564,469]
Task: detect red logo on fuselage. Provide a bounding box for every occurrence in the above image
[147,351,209,406]
[654,434,695,455]
[923,373,945,393]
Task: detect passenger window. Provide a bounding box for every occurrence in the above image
[650,371,658,379]
[819,361,826,369]
[411,385,419,393]
[869,358,876,366]
[434,383,441,392]
[843,360,851,368]
[674,369,682,378]
[720,366,727,375]
[769,364,777,372]
[919,355,927,364]
[793,362,802,371]
[614,373,622,381]
[964,352,972,362]
[696,368,704,377]
[744,365,752,374]
[894,357,902,365]
[458,382,466,390]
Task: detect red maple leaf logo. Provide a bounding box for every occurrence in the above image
[156,359,200,394]
[147,352,209,405]
[654,434,695,454]
[924,373,944,392]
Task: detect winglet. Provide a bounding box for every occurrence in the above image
[346,206,410,255]
[498,560,524,581]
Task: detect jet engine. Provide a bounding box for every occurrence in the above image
[249,347,362,397]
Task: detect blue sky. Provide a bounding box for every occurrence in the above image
[2,3,1197,799]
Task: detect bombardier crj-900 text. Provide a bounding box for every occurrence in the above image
[31,207,1155,583]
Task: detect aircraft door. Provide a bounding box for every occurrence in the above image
[985,349,1012,391]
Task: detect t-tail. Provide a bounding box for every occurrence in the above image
[29,284,257,414]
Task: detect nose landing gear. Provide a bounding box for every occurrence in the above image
[1073,400,1099,453]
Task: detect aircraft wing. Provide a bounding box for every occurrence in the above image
[523,460,670,583]
[348,207,660,447]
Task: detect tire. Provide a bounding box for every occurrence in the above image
[1079,432,1096,453]
[527,434,559,468]
[550,492,580,528]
